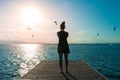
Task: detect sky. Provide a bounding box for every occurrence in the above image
[0,0,120,43]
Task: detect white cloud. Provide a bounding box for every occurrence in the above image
[77,31,87,35]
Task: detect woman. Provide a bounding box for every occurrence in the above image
[57,21,70,73]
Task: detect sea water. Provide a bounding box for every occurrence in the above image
[0,44,120,80]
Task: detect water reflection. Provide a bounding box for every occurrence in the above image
[20,44,40,60]
[16,44,45,76]
[0,44,52,80]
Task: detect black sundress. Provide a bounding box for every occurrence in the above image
[57,31,70,54]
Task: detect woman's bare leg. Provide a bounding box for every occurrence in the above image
[64,53,68,73]
[59,53,63,72]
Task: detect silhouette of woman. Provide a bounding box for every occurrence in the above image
[57,21,70,73]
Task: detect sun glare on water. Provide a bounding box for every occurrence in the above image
[20,7,43,25]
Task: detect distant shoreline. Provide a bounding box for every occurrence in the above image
[0,43,120,45]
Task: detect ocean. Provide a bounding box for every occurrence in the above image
[0,44,120,80]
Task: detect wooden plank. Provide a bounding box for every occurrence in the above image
[22,60,106,80]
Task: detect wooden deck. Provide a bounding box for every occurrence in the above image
[22,60,106,80]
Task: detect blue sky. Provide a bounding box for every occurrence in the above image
[0,0,120,43]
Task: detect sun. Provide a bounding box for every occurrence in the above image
[20,7,43,25]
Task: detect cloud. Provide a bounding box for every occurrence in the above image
[77,31,87,35]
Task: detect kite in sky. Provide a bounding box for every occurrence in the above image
[32,34,34,37]
[97,33,99,36]
[27,27,32,30]
[54,21,57,25]
[113,26,116,31]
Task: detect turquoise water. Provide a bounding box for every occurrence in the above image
[0,44,120,80]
